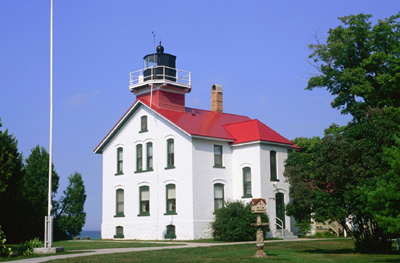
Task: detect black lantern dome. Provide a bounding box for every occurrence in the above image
[143,42,176,81]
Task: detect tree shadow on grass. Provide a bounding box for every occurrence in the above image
[303,248,354,254]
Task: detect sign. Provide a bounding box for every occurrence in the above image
[251,198,267,213]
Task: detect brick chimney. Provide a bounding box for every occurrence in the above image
[211,84,223,113]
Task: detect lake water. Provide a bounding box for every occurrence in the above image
[78,230,101,240]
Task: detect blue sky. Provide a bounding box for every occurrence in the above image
[1,1,398,230]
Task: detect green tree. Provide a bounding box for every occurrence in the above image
[54,172,87,240]
[212,200,269,241]
[0,119,23,193]
[307,13,400,122]
[22,145,59,240]
[0,120,26,243]
[285,109,400,253]
[367,135,400,234]
[284,136,321,235]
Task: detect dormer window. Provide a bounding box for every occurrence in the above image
[140,116,148,133]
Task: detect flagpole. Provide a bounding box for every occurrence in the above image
[45,0,54,248]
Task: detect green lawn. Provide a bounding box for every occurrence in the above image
[45,239,400,263]
[2,239,400,262]
[1,241,178,262]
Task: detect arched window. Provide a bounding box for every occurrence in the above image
[165,184,176,215]
[116,147,123,175]
[214,183,224,211]
[242,167,252,198]
[165,225,176,239]
[270,151,278,181]
[139,186,150,216]
[115,189,124,217]
[136,144,143,172]
[147,142,153,171]
[114,226,124,238]
[166,139,175,169]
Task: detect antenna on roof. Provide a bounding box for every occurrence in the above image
[150,31,155,108]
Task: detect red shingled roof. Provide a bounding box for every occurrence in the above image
[224,119,297,146]
[94,99,298,153]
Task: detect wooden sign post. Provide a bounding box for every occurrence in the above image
[251,198,268,258]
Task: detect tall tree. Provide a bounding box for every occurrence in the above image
[285,108,400,253]
[0,119,25,242]
[0,119,23,193]
[22,146,59,240]
[54,172,87,240]
[307,13,400,122]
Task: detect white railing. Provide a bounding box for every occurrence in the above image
[129,66,191,87]
[275,217,284,238]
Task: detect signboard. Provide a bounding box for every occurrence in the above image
[251,198,267,213]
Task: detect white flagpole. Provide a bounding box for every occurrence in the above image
[45,0,54,248]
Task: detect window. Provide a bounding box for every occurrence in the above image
[214,183,224,211]
[147,142,153,171]
[165,225,176,239]
[287,148,293,156]
[165,184,176,215]
[114,226,124,238]
[139,186,150,216]
[116,147,123,175]
[242,167,252,198]
[136,144,143,172]
[140,116,148,132]
[214,145,223,168]
[115,189,124,217]
[270,151,278,181]
[166,139,175,169]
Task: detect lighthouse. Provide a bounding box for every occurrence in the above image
[128,43,191,111]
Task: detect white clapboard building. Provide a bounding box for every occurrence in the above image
[94,43,299,240]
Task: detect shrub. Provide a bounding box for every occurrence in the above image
[0,226,12,258]
[18,238,43,256]
[212,200,270,241]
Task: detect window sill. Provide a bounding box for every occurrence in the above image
[114,214,125,218]
[241,194,252,199]
[213,165,225,169]
[164,212,177,215]
[134,169,153,174]
[138,213,150,217]
[270,179,280,182]
[115,172,124,176]
[114,234,124,238]
[139,129,148,133]
[165,166,175,170]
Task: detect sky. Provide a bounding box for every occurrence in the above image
[1,0,398,231]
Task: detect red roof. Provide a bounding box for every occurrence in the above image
[94,99,298,153]
[224,119,296,146]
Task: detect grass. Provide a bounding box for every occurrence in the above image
[46,239,400,263]
[2,239,400,262]
[1,240,178,262]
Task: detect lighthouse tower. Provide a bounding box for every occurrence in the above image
[128,43,191,111]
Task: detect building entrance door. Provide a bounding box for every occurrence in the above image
[275,193,285,229]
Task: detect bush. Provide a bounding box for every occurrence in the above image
[18,238,43,256]
[0,226,12,258]
[212,200,270,241]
